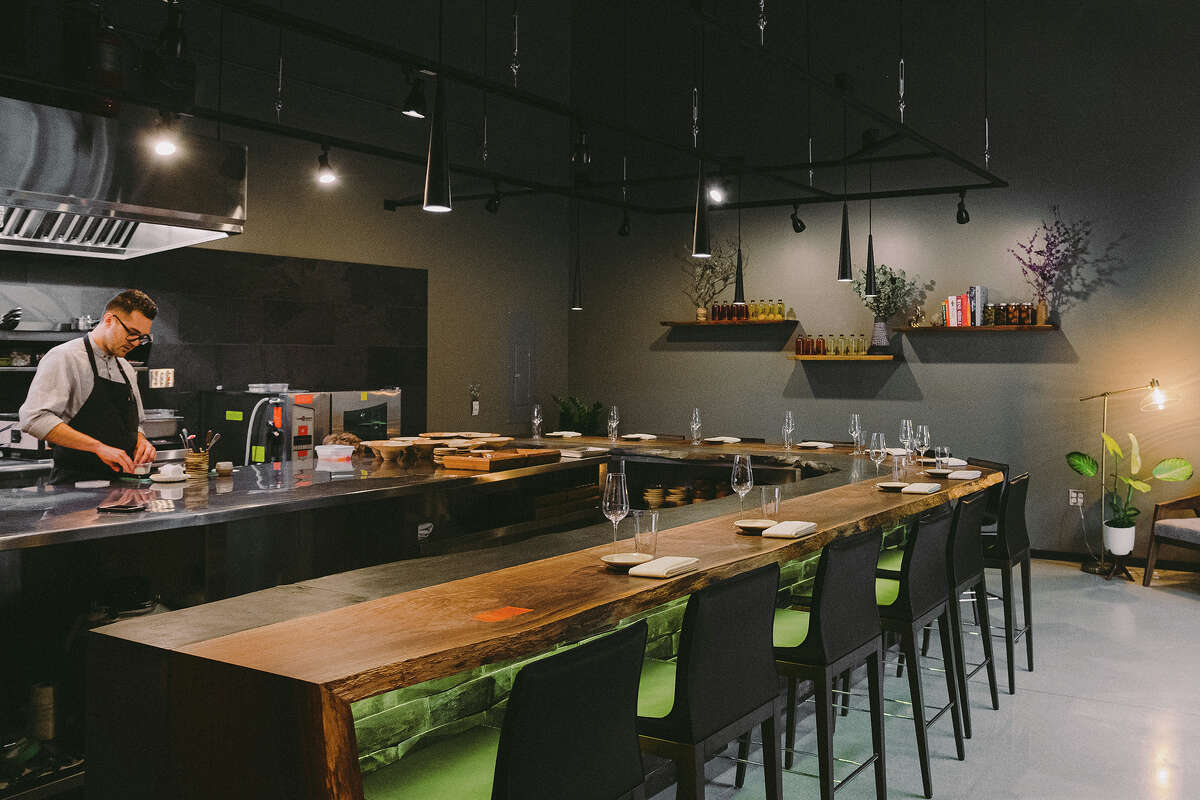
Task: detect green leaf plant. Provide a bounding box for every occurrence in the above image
[1066,432,1193,527]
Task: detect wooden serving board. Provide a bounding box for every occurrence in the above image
[441,452,529,471]
[516,448,562,466]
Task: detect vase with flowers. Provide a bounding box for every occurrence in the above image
[851,263,930,353]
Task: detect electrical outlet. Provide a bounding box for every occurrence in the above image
[148,368,175,388]
[1068,489,1085,507]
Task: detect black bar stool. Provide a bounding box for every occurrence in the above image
[362,620,649,800]
[982,472,1034,694]
[967,457,1010,531]
[636,564,784,800]
[745,528,887,800]
[875,504,966,799]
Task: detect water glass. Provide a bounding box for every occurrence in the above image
[848,413,863,454]
[935,445,951,469]
[869,432,887,475]
[631,509,658,558]
[602,473,630,553]
[782,411,795,450]
[531,403,543,439]
[731,454,754,513]
[760,486,780,520]
[690,407,703,445]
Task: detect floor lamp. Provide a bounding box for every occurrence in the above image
[1077,378,1172,575]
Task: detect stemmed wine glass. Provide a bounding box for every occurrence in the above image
[531,403,543,439]
[869,432,887,475]
[602,472,630,554]
[915,424,931,458]
[899,419,914,464]
[608,406,620,442]
[782,411,796,450]
[848,413,863,455]
[731,454,754,513]
[690,408,703,445]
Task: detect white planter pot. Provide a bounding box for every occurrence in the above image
[1103,521,1136,556]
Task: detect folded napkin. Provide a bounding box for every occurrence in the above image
[561,446,610,459]
[545,430,582,437]
[944,457,968,467]
[622,433,658,440]
[704,436,742,444]
[901,482,942,494]
[885,447,908,456]
[763,520,818,538]
[628,556,700,578]
[798,441,834,448]
[948,469,982,480]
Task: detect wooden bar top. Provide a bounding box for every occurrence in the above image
[150,465,1000,701]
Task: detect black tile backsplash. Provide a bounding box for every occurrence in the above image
[0,248,428,434]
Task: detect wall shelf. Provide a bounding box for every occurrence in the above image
[0,329,81,342]
[788,354,895,361]
[660,320,797,327]
[895,324,1058,333]
[0,366,147,373]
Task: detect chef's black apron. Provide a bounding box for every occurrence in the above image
[48,337,140,485]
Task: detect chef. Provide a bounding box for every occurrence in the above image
[19,290,158,484]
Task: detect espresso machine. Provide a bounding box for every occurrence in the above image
[199,391,329,468]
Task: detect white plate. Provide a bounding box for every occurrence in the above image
[734,518,777,534]
[602,552,655,571]
[876,482,910,492]
[924,468,955,478]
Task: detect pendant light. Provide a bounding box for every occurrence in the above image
[692,159,711,258]
[733,175,746,305]
[401,77,427,119]
[316,144,336,185]
[422,0,452,213]
[570,199,583,311]
[864,164,877,297]
[836,99,852,281]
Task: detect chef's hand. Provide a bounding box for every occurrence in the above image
[134,434,157,465]
[96,444,135,474]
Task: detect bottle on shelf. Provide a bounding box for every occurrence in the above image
[814,334,826,355]
[836,334,847,356]
[776,300,785,320]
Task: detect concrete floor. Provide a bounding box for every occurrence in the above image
[652,559,1200,800]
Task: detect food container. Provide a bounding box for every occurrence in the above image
[141,413,182,438]
[315,444,355,461]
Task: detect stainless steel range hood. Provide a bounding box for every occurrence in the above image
[0,97,246,259]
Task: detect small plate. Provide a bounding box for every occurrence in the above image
[924,468,955,478]
[602,552,655,572]
[734,518,777,535]
[876,482,910,492]
[150,473,187,483]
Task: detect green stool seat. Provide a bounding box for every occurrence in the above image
[363,726,499,800]
[773,608,812,648]
[876,578,900,607]
[637,658,677,719]
[876,548,903,573]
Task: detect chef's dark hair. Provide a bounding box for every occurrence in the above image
[105,290,158,320]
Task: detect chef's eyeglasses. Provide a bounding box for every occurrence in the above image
[112,314,153,346]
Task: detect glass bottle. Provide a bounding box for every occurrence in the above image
[858,334,867,354]
[814,334,826,355]
[711,302,720,322]
[795,336,803,355]
[777,300,785,320]
[836,334,847,355]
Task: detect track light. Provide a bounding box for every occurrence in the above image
[790,203,806,233]
[570,130,591,166]
[691,161,711,258]
[485,183,501,214]
[956,190,970,224]
[152,113,177,156]
[422,77,452,213]
[401,78,427,119]
[617,210,631,237]
[316,145,336,185]
[708,183,726,204]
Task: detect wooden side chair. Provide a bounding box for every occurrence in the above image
[1143,492,1200,587]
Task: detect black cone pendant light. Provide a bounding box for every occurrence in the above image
[864,164,878,297]
[570,200,583,311]
[691,160,711,258]
[422,77,451,212]
[836,203,853,281]
[733,175,746,304]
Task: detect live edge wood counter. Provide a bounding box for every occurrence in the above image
[87,467,1001,800]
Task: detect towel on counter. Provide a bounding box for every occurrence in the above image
[944,457,968,467]
[885,447,908,456]
[545,431,582,437]
[622,433,658,440]
[901,482,942,494]
[798,441,835,448]
[704,436,742,444]
[948,469,982,480]
[628,556,699,578]
[762,520,818,538]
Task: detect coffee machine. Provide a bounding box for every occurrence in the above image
[198,391,330,468]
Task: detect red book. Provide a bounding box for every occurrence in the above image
[959,293,970,326]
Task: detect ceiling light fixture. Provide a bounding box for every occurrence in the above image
[401,77,427,119]
[956,190,970,224]
[151,112,177,156]
[836,98,852,281]
[790,203,806,233]
[864,164,878,297]
[733,175,746,306]
[422,0,451,213]
[707,180,726,205]
[570,129,591,167]
[316,144,336,184]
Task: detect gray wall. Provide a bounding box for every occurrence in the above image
[567,2,1200,556]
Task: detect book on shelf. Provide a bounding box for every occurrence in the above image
[968,286,989,325]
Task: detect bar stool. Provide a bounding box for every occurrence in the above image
[743,528,887,800]
[982,472,1034,694]
[967,457,1010,530]
[362,620,649,800]
[875,504,965,799]
[636,564,784,800]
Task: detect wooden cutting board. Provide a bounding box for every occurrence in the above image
[516,448,562,466]
[441,452,529,471]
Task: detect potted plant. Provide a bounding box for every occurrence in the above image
[551,395,606,436]
[678,239,744,320]
[1066,433,1193,556]
[850,264,931,353]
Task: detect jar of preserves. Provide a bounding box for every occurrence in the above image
[1020,303,1033,325]
[711,302,721,322]
[795,336,803,355]
[803,336,814,355]
[1007,303,1021,325]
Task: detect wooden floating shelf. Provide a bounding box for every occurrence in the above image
[895,324,1058,333]
[660,319,798,327]
[788,354,895,361]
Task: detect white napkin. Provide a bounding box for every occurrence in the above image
[704,436,742,444]
[763,520,818,538]
[561,446,610,458]
[901,482,942,494]
[798,441,835,448]
[948,469,982,480]
[545,431,582,437]
[628,556,700,578]
[944,457,968,467]
[622,433,657,440]
[885,447,908,456]
[75,480,111,488]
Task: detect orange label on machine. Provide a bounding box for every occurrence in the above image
[273,407,283,428]
[298,425,309,436]
[473,606,533,623]
[295,394,314,405]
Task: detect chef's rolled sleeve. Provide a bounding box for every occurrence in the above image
[19,349,73,439]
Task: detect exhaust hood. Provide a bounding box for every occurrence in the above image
[0,97,246,259]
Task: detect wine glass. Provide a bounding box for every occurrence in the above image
[608,405,620,442]
[899,419,914,464]
[531,403,543,439]
[731,454,754,513]
[869,432,887,475]
[915,424,931,457]
[602,472,630,554]
[690,407,703,445]
[782,411,795,450]
[848,413,863,455]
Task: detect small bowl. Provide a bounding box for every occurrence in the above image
[601,552,654,572]
[924,468,955,478]
[734,519,777,535]
[365,440,406,461]
[876,482,909,492]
